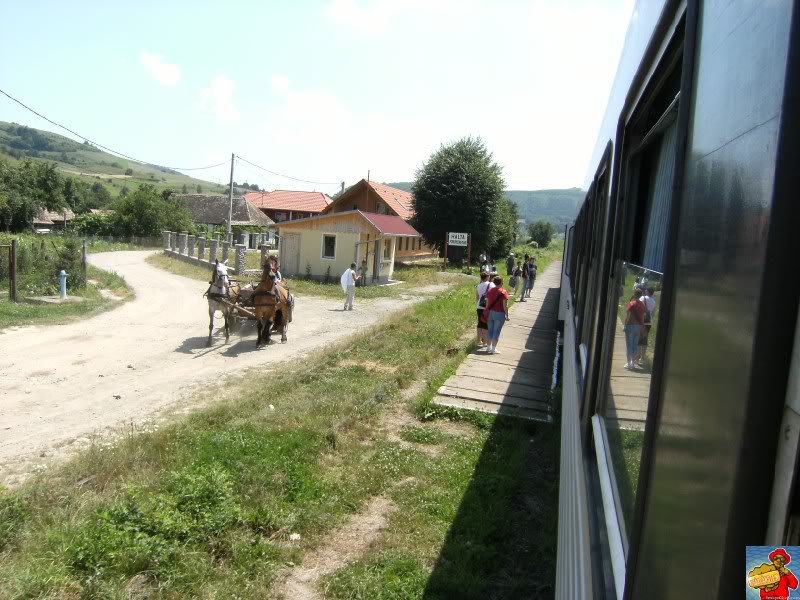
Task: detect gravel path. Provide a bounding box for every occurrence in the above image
[0,251,428,486]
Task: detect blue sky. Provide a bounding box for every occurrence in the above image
[0,0,633,193]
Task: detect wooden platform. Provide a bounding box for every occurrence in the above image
[605,318,651,430]
[433,262,562,422]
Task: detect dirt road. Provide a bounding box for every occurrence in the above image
[0,251,431,486]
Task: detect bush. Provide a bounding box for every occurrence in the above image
[528,220,556,248]
[124,168,133,176]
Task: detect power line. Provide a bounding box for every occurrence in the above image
[234,158,279,192]
[236,154,340,186]
[0,87,229,172]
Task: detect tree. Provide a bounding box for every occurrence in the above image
[182,183,189,194]
[489,198,519,258]
[110,184,191,236]
[411,136,505,257]
[196,184,203,193]
[124,168,134,176]
[528,220,556,248]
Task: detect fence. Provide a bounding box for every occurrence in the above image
[161,230,273,276]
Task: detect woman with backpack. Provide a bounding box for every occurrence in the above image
[475,272,495,347]
[482,276,510,355]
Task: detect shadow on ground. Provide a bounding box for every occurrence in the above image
[423,286,561,599]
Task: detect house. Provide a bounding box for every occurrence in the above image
[244,190,332,223]
[276,210,419,284]
[321,180,436,261]
[33,207,75,231]
[175,194,274,246]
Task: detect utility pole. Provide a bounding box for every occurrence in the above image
[227,153,235,235]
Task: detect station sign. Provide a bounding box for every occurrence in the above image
[448,232,468,247]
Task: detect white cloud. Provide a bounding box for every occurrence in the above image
[196,75,240,123]
[139,51,180,87]
[271,75,290,92]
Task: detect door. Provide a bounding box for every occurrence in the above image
[280,233,300,276]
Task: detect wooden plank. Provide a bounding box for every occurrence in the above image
[433,396,552,423]
[437,383,550,407]
[463,353,553,372]
[447,368,551,392]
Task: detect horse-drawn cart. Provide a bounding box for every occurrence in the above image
[205,273,293,347]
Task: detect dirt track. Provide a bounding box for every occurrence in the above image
[0,251,431,486]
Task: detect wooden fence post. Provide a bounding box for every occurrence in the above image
[10,239,17,303]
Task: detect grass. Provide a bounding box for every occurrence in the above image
[146,252,474,299]
[605,425,644,536]
[0,264,131,330]
[0,274,561,598]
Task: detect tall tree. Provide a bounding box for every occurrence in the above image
[110,184,191,236]
[411,136,505,257]
[528,220,556,248]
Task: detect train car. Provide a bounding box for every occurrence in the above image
[556,1,799,598]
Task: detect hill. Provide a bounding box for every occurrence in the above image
[0,121,229,200]
[383,182,584,229]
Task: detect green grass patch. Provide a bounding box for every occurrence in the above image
[399,426,447,445]
[0,270,561,598]
[147,251,474,299]
[0,264,131,329]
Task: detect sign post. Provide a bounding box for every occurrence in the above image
[446,232,469,272]
[444,232,448,270]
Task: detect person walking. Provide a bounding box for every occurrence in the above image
[482,276,510,354]
[341,262,360,310]
[519,254,530,302]
[624,288,646,369]
[637,286,657,365]
[506,253,515,276]
[526,256,537,297]
[475,272,495,347]
[509,261,522,294]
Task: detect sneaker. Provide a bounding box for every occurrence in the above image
[492,348,500,354]
[624,363,633,370]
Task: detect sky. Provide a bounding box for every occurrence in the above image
[0,0,634,194]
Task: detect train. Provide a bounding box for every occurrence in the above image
[555,1,800,598]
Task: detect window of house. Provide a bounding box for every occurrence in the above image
[275,212,286,222]
[322,234,336,259]
[384,238,391,259]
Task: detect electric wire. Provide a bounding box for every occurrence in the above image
[0,87,229,172]
[235,154,340,186]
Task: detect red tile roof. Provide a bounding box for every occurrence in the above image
[368,182,414,220]
[244,190,333,213]
[358,211,419,236]
[323,180,415,220]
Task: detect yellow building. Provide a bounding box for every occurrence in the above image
[322,180,437,261]
[277,210,420,284]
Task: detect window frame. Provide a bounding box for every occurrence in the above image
[321,234,337,260]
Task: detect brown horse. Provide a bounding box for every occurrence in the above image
[252,265,292,346]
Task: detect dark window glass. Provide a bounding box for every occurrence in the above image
[323,234,336,259]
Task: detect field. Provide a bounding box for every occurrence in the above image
[0,121,226,200]
[0,254,563,598]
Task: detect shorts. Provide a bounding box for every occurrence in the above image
[477,308,488,329]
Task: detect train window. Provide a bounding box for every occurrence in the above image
[596,20,685,553]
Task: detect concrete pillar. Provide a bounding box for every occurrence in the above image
[209,236,219,262]
[261,244,268,269]
[227,232,233,245]
[197,236,206,261]
[222,240,230,263]
[235,243,246,275]
[187,235,196,258]
[178,232,188,255]
[170,231,177,251]
[162,231,170,250]
[237,232,248,247]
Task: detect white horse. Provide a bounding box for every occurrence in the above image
[206,261,234,346]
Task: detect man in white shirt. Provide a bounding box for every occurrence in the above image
[341,262,360,310]
[475,272,496,346]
